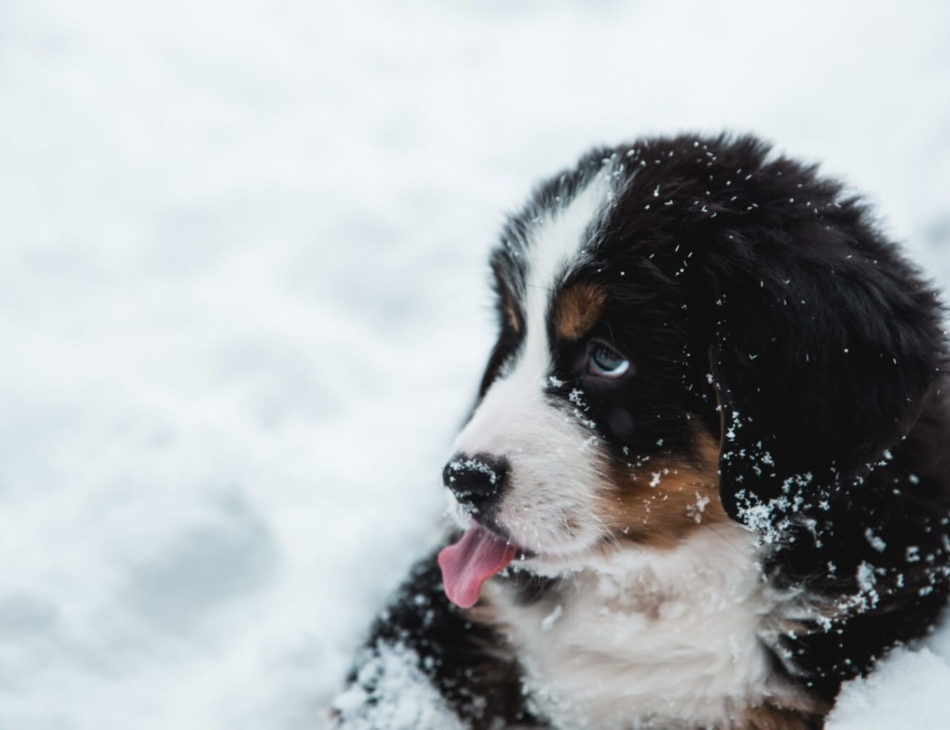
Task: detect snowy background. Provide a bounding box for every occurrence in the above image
[1,0,949,727]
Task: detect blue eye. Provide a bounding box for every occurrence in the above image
[588,342,631,378]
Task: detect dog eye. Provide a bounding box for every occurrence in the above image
[587,342,631,379]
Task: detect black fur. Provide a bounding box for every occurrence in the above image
[333,134,950,728]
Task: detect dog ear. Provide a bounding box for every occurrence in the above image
[697,220,943,521]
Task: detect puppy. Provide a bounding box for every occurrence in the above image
[331,134,950,729]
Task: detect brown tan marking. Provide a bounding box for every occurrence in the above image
[554,282,606,341]
[501,287,522,335]
[737,698,827,730]
[598,426,728,548]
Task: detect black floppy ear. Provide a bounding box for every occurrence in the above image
[699,222,943,520]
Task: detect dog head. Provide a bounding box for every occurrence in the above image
[440,135,943,589]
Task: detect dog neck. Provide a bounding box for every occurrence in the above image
[483,523,813,729]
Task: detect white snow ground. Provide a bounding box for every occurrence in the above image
[1,1,949,727]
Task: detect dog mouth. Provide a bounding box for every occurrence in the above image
[438,518,606,608]
[437,522,523,608]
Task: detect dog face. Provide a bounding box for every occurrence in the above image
[444,135,943,566]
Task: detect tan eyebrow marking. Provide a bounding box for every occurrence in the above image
[554,282,607,341]
[501,287,522,334]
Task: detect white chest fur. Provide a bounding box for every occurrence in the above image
[487,525,799,730]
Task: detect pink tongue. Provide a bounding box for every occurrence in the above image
[438,524,517,609]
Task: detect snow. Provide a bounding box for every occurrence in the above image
[0,0,948,728]
[331,644,465,730]
[828,622,950,730]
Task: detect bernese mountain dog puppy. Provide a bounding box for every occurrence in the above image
[331,134,950,729]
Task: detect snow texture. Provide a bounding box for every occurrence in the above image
[0,1,948,728]
[331,644,465,730]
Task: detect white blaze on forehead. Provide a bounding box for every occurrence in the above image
[521,166,619,337]
[459,165,617,450]
[451,165,618,553]
[513,164,621,396]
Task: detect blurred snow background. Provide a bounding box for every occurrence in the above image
[0,0,948,727]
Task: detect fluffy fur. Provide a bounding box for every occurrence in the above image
[331,134,950,729]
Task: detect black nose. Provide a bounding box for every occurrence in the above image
[442,453,509,515]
